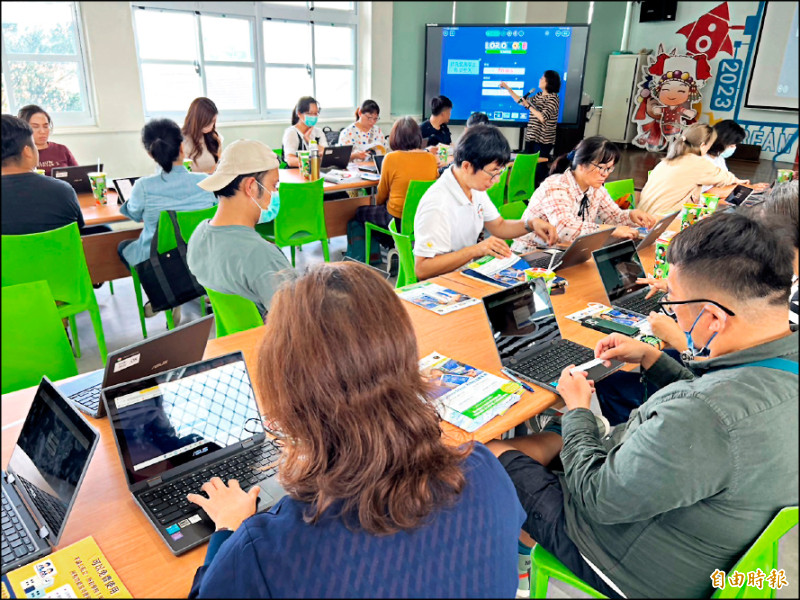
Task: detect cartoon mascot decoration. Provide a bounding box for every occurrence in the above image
[632,46,712,152]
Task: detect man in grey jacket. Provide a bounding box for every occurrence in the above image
[489,211,798,598]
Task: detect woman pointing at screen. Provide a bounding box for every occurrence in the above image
[500,70,561,160]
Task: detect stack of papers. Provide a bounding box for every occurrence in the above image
[420,352,521,432]
[566,304,662,347]
[397,281,480,315]
[461,254,531,288]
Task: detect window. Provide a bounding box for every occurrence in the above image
[1,1,94,126]
[132,2,358,121]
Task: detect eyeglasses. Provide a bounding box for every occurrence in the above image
[656,294,736,317]
[362,114,379,122]
[591,163,615,175]
[482,167,506,181]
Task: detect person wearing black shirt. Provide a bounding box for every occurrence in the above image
[1,114,108,236]
[420,95,453,148]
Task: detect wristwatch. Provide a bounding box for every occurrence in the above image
[523,217,534,233]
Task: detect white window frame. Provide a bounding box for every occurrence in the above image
[131,1,358,122]
[1,1,95,126]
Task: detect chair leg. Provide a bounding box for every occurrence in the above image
[165,309,175,330]
[108,280,114,295]
[132,270,148,338]
[365,226,372,263]
[530,564,550,599]
[321,238,330,262]
[68,314,81,358]
[200,295,207,316]
[88,303,108,365]
[290,246,296,267]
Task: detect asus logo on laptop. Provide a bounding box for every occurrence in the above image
[151,360,168,370]
[192,447,209,457]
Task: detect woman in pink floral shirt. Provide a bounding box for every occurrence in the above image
[337,100,385,162]
[512,136,657,253]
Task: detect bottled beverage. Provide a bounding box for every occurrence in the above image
[309,141,320,181]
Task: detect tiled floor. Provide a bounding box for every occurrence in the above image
[68,150,797,597]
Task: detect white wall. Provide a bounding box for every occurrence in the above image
[54,2,397,179]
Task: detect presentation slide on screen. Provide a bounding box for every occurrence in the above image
[424,25,589,124]
[746,2,798,110]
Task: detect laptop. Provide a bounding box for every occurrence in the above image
[482,279,624,393]
[722,184,754,206]
[593,240,666,318]
[521,228,615,271]
[320,145,352,171]
[1,378,99,574]
[112,177,140,205]
[51,164,104,194]
[358,154,385,175]
[630,210,679,250]
[102,352,286,555]
[58,315,214,419]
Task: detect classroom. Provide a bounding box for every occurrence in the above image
[1,1,798,598]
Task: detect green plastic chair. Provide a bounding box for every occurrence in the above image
[530,506,799,599]
[2,281,79,394]
[365,179,436,262]
[499,200,527,220]
[131,205,218,338]
[507,152,539,203]
[205,288,263,338]
[270,178,330,267]
[604,178,636,209]
[487,168,510,209]
[1,222,107,363]
[387,220,417,288]
[273,148,288,169]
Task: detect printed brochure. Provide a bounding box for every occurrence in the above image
[396,281,480,315]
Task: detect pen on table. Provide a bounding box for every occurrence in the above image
[500,368,535,393]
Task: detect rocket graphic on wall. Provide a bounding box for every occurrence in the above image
[675,2,745,60]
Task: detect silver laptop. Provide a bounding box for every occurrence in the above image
[59,315,214,419]
[51,164,103,194]
[482,279,624,393]
[522,228,615,271]
[102,352,286,555]
[593,240,666,318]
[602,210,679,251]
[1,378,99,574]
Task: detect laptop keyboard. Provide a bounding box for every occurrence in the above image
[617,291,665,316]
[139,440,281,527]
[513,339,595,385]
[2,488,37,564]
[68,383,101,412]
[526,251,564,270]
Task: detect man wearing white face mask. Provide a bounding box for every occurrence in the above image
[188,139,294,317]
[485,211,798,598]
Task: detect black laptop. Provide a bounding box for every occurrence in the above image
[58,315,214,418]
[1,378,99,574]
[320,145,352,171]
[522,228,615,271]
[482,279,624,393]
[593,240,666,317]
[358,154,385,175]
[722,184,755,206]
[51,164,103,194]
[102,352,286,555]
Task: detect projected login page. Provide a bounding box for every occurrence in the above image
[439,26,571,123]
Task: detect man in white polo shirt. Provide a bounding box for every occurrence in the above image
[413,125,557,280]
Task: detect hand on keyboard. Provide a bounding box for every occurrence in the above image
[187,477,260,533]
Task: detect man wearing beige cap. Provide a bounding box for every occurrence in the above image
[188,139,293,316]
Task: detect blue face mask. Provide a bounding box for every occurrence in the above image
[303,115,318,127]
[682,306,718,360]
[720,145,737,159]
[250,182,280,224]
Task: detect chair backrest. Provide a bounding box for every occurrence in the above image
[604,179,636,209]
[205,288,264,338]
[274,179,328,246]
[388,220,417,288]
[156,204,219,253]
[507,151,539,203]
[401,179,436,237]
[499,200,527,221]
[1,222,93,309]
[2,280,78,394]
[486,168,510,209]
[711,506,798,599]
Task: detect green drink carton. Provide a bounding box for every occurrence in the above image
[183,158,192,171]
[88,171,108,205]
[298,150,310,179]
[701,193,720,213]
[777,169,794,183]
[680,202,702,230]
[653,230,678,279]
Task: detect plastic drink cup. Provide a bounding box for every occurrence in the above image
[298,151,311,179]
[88,172,108,205]
[183,158,192,171]
[701,194,720,212]
[438,145,448,163]
[777,169,794,183]
[34,169,45,175]
[680,202,701,230]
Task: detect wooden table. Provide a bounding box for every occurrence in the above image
[1,241,658,596]
[78,191,127,226]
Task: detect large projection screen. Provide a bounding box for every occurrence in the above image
[745,1,798,111]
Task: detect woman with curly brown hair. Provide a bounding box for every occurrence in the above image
[188,262,524,598]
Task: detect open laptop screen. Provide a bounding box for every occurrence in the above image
[483,279,561,365]
[593,240,648,303]
[9,378,98,544]
[104,353,262,485]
